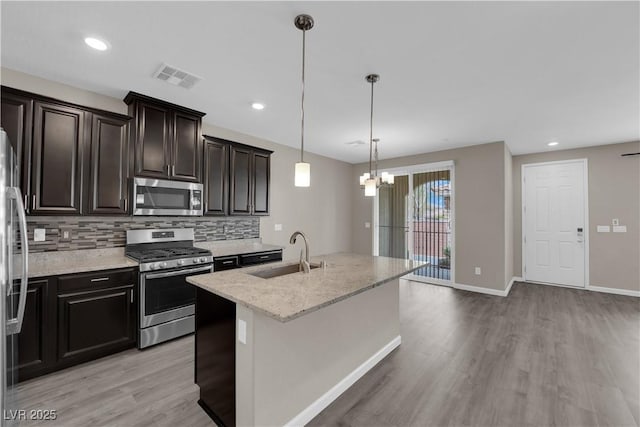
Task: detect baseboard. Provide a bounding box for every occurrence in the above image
[454,282,510,297]
[284,335,402,427]
[504,276,522,296]
[587,285,640,297]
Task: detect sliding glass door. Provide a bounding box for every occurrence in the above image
[375,162,454,286]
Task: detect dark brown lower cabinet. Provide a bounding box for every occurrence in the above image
[57,285,136,366]
[12,268,137,382]
[9,278,55,382]
[196,288,236,427]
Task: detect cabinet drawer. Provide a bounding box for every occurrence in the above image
[58,268,137,294]
[214,256,239,271]
[239,250,282,266]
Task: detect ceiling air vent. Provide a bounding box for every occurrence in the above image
[345,140,367,146]
[153,63,202,89]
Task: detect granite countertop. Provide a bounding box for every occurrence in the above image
[28,248,138,278]
[27,240,284,278]
[187,253,425,322]
[194,239,284,257]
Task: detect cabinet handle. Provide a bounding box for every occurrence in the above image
[130,290,134,304]
[259,255,269,259]
[172,165,175,176]
[32,195,36,210]
[124,198,128,212]
[222,260,234,265]
[24,194,29,210]
[90,277,110,282]
[167,165,170,175]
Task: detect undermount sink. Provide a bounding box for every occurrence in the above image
[248,263,320,279]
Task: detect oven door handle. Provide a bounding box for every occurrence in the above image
[144,265,212,280]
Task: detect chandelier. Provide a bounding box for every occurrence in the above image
[359,74,393,196]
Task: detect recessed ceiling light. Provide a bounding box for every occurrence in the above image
[84,37,109,51]
[547,141,559,146]
[251,102,265,110]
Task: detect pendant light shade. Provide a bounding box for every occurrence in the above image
[295,162,310,187]
[294,14,314,187]
[359,74,394,196]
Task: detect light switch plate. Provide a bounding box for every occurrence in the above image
[34,228,46,242]
[474,267,481,275]
[613,225,627,233]
[612,218,619,226]
[365,222,371,229]
[238,319,247,344]
[274,224,283,231]
[597,225,610,233]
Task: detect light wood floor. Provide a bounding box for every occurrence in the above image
[15,281,639,427]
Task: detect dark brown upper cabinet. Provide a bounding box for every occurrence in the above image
[203,136,229,216]
[229,143,272,216]
[85,113,130,215]
[124,92,204,183]
[1,87,33,206]
[31,101,85,215]
[1,86,132,216]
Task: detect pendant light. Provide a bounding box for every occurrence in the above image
[359,74,393,196]
[294,14,314,187]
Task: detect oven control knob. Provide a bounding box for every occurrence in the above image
[193,258,199,264]
[199,257,206,263]
[149,263,156,271]
[160,262,167,268]
[177,260,185,266]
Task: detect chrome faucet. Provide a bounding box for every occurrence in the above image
[289,231,310,273]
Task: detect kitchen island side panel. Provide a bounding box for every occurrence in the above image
[195,287,236,427]
[239,278,401,426]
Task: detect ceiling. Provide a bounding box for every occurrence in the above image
[1,1,638,163]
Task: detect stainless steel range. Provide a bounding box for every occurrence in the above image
[125,228,213,348]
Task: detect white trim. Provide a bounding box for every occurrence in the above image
[505,276,520,295]
[453,282,510,297]
[586,285,640,298]
[521,158,589,288]
[284,335,402,427]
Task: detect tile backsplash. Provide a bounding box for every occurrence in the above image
[26,216,260,253]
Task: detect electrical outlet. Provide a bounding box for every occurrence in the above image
[60,227,72,242]
[475,267,481,275]
[365,222,371,229]
[34,228,46,242]
[274,224,283,231]
[238,319,247,344]
[612,218,619,226]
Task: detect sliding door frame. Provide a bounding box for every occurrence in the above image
[373,160,455,286]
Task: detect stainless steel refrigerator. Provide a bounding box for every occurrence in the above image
[0,129,29,426]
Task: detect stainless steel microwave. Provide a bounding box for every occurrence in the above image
[132,177,203,216]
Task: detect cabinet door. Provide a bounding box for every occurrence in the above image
[229,146,252,215]
[203,139,228,215]
[252,151,270,216]
[9,278,55,382]
[57,285,135,365]
[0,89,33,207]
[134,102,170,179]
[31,101,84,215]
[171,112,201,182]
[86,113,129,215]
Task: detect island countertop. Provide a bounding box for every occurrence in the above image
[186,252,425,322]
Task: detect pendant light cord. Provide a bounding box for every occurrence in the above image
[300,28,306,163]
[369,77,374,175]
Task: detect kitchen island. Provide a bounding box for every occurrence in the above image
[187,253,425,427]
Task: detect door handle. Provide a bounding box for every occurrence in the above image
[6,187,29,335]
[577,227,584,243]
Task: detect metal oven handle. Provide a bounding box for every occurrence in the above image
[145,265,212,280]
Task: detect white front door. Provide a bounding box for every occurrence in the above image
[523,160,587,287]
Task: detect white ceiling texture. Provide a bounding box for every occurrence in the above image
[1,1,638,163]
